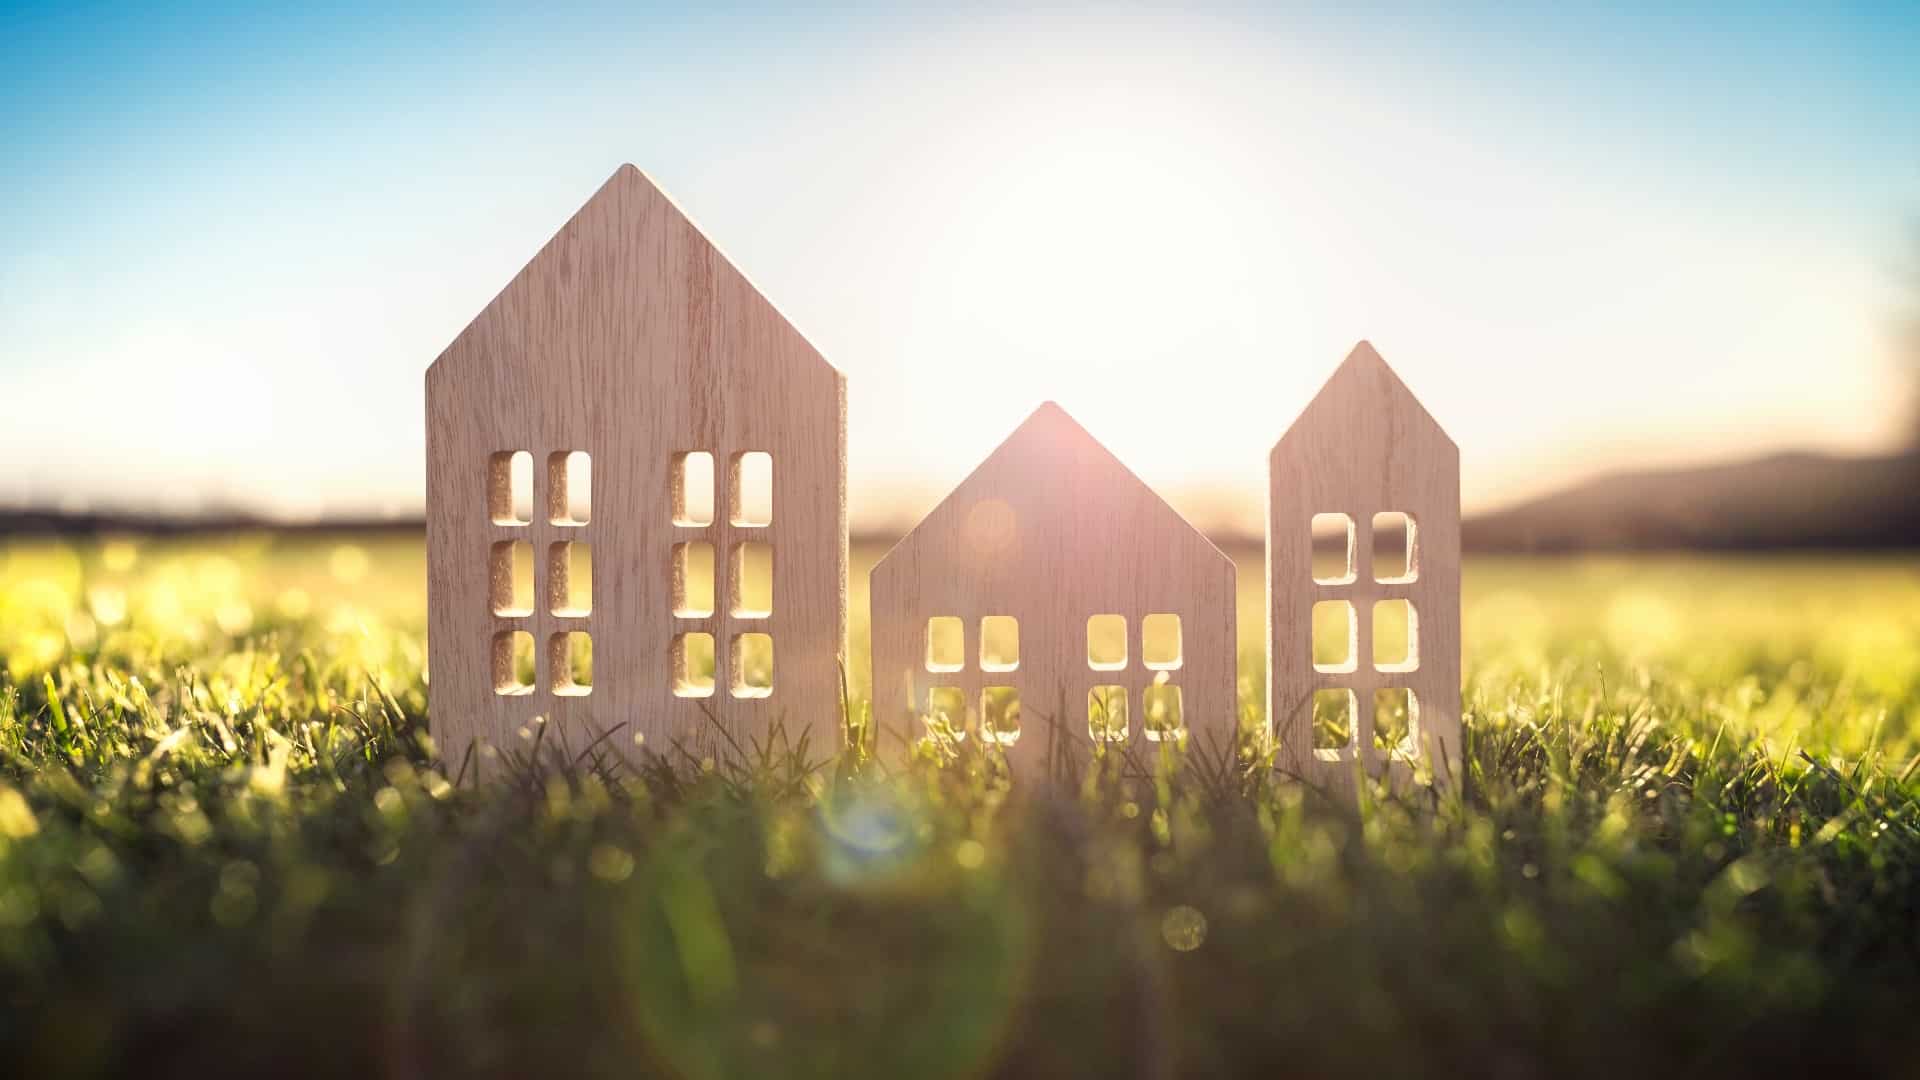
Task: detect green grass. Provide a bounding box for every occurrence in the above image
[1,534,1918,1076]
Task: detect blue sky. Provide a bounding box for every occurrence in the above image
[3,2,1917,530]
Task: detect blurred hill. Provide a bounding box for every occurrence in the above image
[1462,450,1920,552]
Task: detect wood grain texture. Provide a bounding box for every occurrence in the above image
[427,166,848,775]
[1268,342,1461,793]
[870,404,1238,782]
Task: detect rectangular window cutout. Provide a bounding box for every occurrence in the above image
[1088,685,1129,742]
[1311,513,1355,584]
[1312,600,1356,673]
[1087,614,1127,671]
[1312,688,1355,758]
[1373,688,1418,758]
[1143,680,1183,742]
[489,451,533,526]
[550,631,592,696]
[927,686,969,734]
[489,540,534,617]
[1373,512,1417,583]
[671,541,715,618]
[1372,599,1419,672]
[670,451,714,527]
[492,630,535,696]
[547,542,592,617]
[671,632,715,698]
[729,451,773,527]
[981,686,1021,746]
[730,541,773,618]
[730,632,773,698]
[980,615,1019,672]
[926,616,964,673]
[1142,613,1182,670]
[547,451,591,526]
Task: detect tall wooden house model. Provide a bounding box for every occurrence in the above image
[425,166,847,770]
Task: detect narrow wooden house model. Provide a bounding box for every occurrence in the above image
[1268,342,1461,789]
[426,166,848,770]
[869,403,1238,777]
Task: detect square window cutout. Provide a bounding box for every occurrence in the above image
[490,540,534,617]
[731,633,773,698]
[1373,512,1417,583]
[492,630,536,696]
[548,542,592,617]
[1311,513,1355,584]
[1374,688,1419,758]
[489,451,533,526]
[1312,688,1355,759]
[672,542,715,618]
[980,616,1019,672]
[1087,614,1127,671]
[981,687,1021,746]
[1088,685,1129,742]
[550,632,592,696]
[927,686,969,735]
[1143,679,1183,742]
[547,451,591,525]
[729,451,772,527]
[926,616,964,673]
[730,542,772,618]
[671,632,715,698]
[670,451,714,527]
[1312,600,1356,673]
[1373,599,1418,672]
[1142,613,1182,670]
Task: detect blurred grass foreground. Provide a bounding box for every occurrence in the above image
[1,533,1919,1076]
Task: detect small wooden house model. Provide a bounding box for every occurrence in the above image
[426,166,847,771]
[869,403,1237,777]
[1268,342,1460,789]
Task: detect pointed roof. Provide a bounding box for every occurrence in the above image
[1270,341,1454,456]
[427,164,837,380]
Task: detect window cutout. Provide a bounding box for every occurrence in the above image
[1088,685,1129,742]
[981,687,1021,745]
[489,540,534,617]
[1373,688,1419,758]
[492,630,535,696]
[670,452,714,527]
[1312,689,1354,758]
[548,542,592,617]
[730,542,773,618]
[671,632,715,698]
[980,615,1019,672]
[1373,512,1417,583]
[1143,679,1183,742]
[729,451,772,527]
[1087,614,1127,671]
[671,542,715,618]
[925,616,964,673]
[1311,513,1354,584]
[489,451,533,526]
[550,632,592,696]
[1312,600,1356,673]
[927,686,969,734]
[1142,613,1182,670]
[731,633,773,698]
[1373,599,1419,672]
[548,451,591,525]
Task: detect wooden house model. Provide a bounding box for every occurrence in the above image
[868,403,1238,778]
[1268,342,1460,789]
[425,166,847,771]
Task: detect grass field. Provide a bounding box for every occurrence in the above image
[1,533,1917,1076]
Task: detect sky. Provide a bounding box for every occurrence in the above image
[3,2,1917,533]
